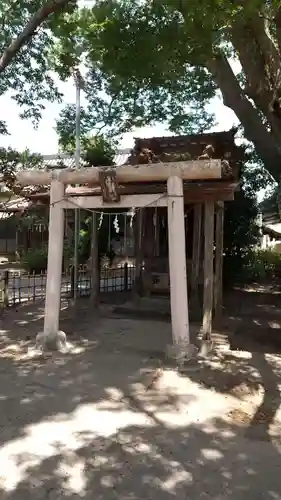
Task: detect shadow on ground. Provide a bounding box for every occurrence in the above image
[223,284,281,352]
[0,287,280,498]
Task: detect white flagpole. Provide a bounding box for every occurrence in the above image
[73,68,83,301]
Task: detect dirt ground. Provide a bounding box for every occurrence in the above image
[0,284,281,499]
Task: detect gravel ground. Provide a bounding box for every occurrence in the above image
[0,295,280,499]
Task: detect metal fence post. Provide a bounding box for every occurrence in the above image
[70,266,75,298]
[124,263,128,291]
[3,270,9,308]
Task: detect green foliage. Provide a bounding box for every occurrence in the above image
[19,210,48,230]
[0,147,44,194]
[51,0,281,179]
[49,0,218,129]
[0,147,43,173]
[75,212,116,265]
[22,247,48,273]
[56,116,116,166]
[57,134,117,263]
[78,225,90,264]
[241,249,281,283]
[22,242,73,273]
[223,158,275,285]
[259,187,279,218]
[54,1,217,137]
[224,193,259,285]
[83,136,115,166]
[56,105,92,152]
[49,4,96,80]
[0,0,77,133]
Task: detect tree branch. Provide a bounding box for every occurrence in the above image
[0,0,72,73]
[207,52,281,180]
[95,92,120,135]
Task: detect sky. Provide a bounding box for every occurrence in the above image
[1,67,269,203]
[0,75,239,155]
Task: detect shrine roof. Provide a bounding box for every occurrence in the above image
[0,130,242,214]
[132,128,245,162]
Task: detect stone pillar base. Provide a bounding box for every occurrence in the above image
[36,330,67,352]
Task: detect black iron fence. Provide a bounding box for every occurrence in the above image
[0,263,136,308]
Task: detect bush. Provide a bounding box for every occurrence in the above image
[247,249,281,281]
[82,136,115,167]
[227,248,281,284]
[22,248,48,273]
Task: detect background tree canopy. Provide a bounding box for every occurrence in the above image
[0,0,75,132]
[2,0,280,185]
[52,0,281,181]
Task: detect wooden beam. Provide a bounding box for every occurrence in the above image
[59,193,168,210]
[183,190,234,203]
[133,208,144,297]
[142,208,155,296]
[16,160,222,186]
[27,187,234,210]
[154,207,160,256]
[90,213,99,307]
[27,180,238,202]
[63,180,237,197]
[202,201,215,341]
[63,180,237,195]
[214,201,224,323]
[190,204,202,311]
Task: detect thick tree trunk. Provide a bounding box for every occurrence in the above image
[231,13,281,141]
[207,52,281,180]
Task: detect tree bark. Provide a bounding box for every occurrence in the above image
[231,13,281,140]
[231,15,278,108]
[0,0,71,72]
[207,52,281,180]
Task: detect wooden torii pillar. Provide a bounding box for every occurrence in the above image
[16,160,221,351]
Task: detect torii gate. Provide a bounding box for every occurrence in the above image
[16,159,221,350]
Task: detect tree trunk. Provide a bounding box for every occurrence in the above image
[207,52,281,180]
[231,13,281,141]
